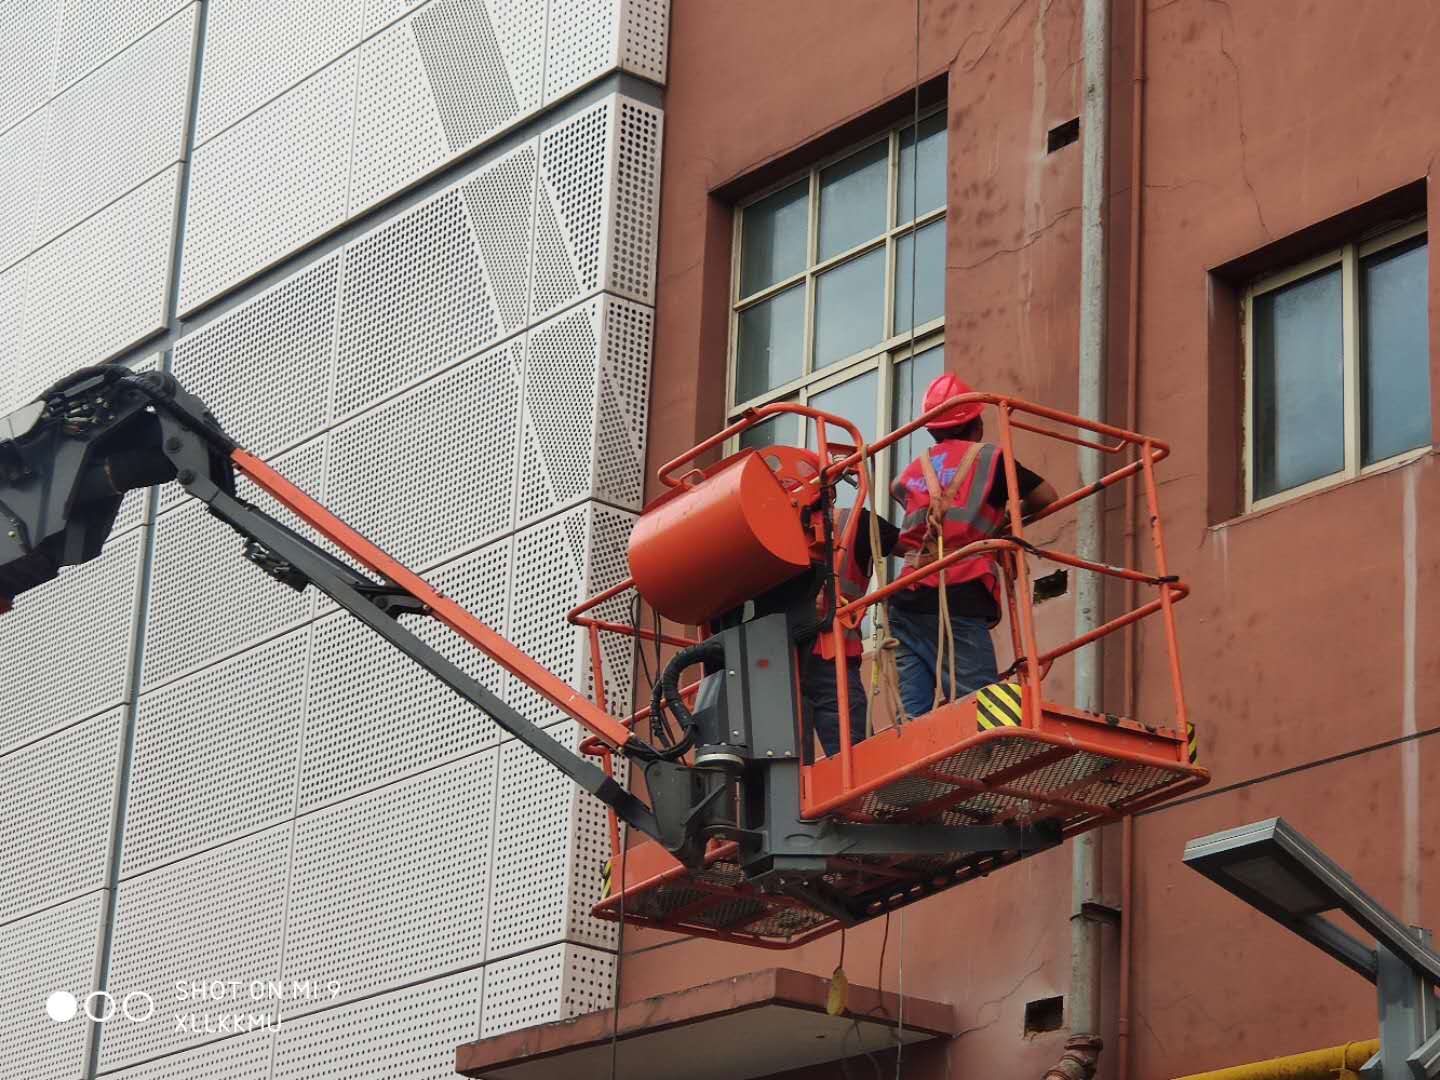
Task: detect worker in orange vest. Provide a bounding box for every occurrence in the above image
[888,373,1057,717]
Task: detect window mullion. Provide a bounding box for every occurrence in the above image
[1342,242,1361,476]
[1242,290,1254,509]
[803,170,819,377]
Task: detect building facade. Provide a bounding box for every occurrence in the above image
[0,2,665,1077]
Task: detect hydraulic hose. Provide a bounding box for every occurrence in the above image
[650,639,725,761]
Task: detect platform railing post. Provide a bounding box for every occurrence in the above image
[994,405,1044,725]
[1139,442,1188,740]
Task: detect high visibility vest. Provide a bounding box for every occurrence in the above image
[890,440,1006,605]
[816,508,871,660]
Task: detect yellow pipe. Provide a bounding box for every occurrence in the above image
[1172,1040,1379,1080]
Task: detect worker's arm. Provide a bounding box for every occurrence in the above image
[1022,478,1058,517]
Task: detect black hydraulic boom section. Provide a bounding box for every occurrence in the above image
[0,365,1062,929]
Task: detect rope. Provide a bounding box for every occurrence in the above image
[858,456,908,727]
[607,824,630,1080]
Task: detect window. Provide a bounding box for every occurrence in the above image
[1244,220,1430,510]
[728,108,948,503]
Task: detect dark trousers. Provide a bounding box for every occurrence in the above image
[889,606,1000,719]
[798,648,867,758]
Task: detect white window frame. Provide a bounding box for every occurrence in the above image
[1242,218,1429,512]
[725,107,948,481]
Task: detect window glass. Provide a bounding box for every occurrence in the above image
[814,248,885,370]
[818,140,888,261]
[897,111,947,223]
[894,218,946,333]
[739,411,800,451]
[739,180,808,296]
[1362,237,1431,465]
[808,371,878,507]
[735,284,805,403]
[889,344,946,514]
[1252,266,1345,499]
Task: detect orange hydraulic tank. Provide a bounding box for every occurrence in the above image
[629,450,815,626]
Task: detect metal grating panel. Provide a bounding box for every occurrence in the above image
[543,0,620,104]
[0,894,103,1080]
[194,0,364,146]
[142,441,323,688]
[171,254,340,458]
[284,753,496,1011]
[299,539,508,810]
[0,109,49,269]
[0,530,142,755]
[34,4,195,248]
[331,188,499,420]
[179,54,357,313]
[607,97,662,302]
[412,0,519,152]
[460,141,537,336]
[110,1031,272,1080]
[326,340,522,569]
[121,629,309,878]
[0,709,122,924]
[52,0,190,95]
[99,825,291,1070]
[349,17,449,215]
[532,99,609,321]
[0,1,61,135]
[480,943,615,1038]
[619,0,669,84]
[18,164,178,392]
[271,968,483,1079]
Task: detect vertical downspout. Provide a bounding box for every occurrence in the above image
[1071,0,1110,1061]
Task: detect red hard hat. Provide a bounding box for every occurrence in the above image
[922,373,983,431]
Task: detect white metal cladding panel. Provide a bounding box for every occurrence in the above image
[0,265,26,411]
[0,109,48,270]
[619,0,668,84]
[480,943,615,1038]
[34,4,195,249]
[142,440,324,688]
[0,530,142,755]
[121,628,309,879]
[299,538,509,811]
[532,98,610,322]
[487,0,546,119]
[271,968,483,1079]
[100,825,291,1070]
[18,164,178,395]
[0,2,61,135]
[608,97,662,303]
[179,54,357,315]
[107,1031,272,1080]
[410,0,520,154]
[193,0,364,146]
[52,0,191,95]
[543,0,619,104]
[284,753,496,1011]
[331,187,499,420]
[108,354,162,536]
[0,709,121,924]
[487,722,625,959]
[326,339,521,569]
[171,254,340,459]
[460,140,536,337]
[364,0,426,37]
[595,296,652,507]
[0,894,103,1080]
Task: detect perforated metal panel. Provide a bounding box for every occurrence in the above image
[487,0,546,118]
[480,943,615,1038]
[0,1,61,135]
[0,265,25,410]
[364,0,426,36]
[52,0,190,95]
[487,722,626,959]
[349,17,449,215]
[0,709,121,923]
[608,97,662,302]
[0,893,102,1080]
[543,0,620,104]
[194,0,363,146]
[532,100,609,321]
[142,441,323,688]
[0,531,141,755]
[100,825,290,1070]
[34,4,195,249]
[109,1031,272,1080]
[412,0,519,151]
[121,629,309,879]
[179,54,357,313]
[619,0,669,84]
[331,187,499,420]
[17,164,178,390]
[300,538,509,811]
[460,141,536,336]
[284,753,496,1011]
[171,254,340,458]
[0,109,48,270]
[271,968,483,1078]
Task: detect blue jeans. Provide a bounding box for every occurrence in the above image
[799,649,867,759]
[889,606,999,719]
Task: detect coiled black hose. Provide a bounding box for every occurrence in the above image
[648,638,725,762]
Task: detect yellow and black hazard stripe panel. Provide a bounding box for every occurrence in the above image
[976,682,1024,731]
[1187,721,1199,764]
[600,858,613,900]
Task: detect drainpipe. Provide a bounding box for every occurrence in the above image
[1069,0,1110,1066]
